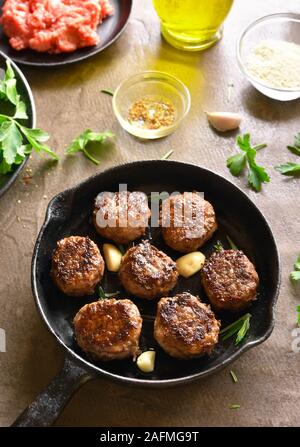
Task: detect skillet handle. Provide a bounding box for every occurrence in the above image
[11,355,95,427]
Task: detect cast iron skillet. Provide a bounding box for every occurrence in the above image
[0,52,36,198]
[0,0,132,67]
[12,161,281,427]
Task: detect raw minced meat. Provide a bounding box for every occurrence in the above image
[0,0,114,54]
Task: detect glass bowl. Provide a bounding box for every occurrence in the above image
[237,13,300,101]
[112,71,191,139]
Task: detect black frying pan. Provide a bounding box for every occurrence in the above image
[12,161,281,427]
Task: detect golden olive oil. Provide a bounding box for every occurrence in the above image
[152,0,234,51]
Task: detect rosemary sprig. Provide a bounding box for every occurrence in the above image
[161,149,174,160]
[101,89,114,96]
[220,313,252,345]
[98,286,120,300]
[227,235,238,250]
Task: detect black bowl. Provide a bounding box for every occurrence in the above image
[32,161,281,386]
[0,51,36,198]
[0,0,132,67]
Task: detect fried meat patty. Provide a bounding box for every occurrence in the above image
[160,192,217,253]
[93,191,151,244]
[201,250,259,311]
[119,240,178,300]
[154,293,220,359]
[73,299,142,361]
[51,236,104,296]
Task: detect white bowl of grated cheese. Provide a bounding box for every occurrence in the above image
[237,13,300,101]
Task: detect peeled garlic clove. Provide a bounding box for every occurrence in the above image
[103,243,122,272]
[207,112,242,132]
[176,251,206,278]
[137,350,156,373]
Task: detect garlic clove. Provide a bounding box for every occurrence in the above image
[137,350,156,373]
[207,112,242,132]
[103,243,123,272]
[176,251,206,278]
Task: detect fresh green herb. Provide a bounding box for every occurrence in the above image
[230,370,238,383]
[66,129,114,165]
[220,313,252,345]
[291,271,300,281]
[0,60,58,175]
[227,134,269,192]
[161,149,174,160]
[229,404,240,410]
[287,133,300,156]
[98,286,120,300]
[297,306,300,326]
[214,240,224,252]
[117,244,125,255]
[275,162,300,176]
[101,89,114,97]
[290,254,300,281]
[275,134,300,176]
[227,235,238,250]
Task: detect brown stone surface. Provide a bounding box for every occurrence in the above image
[0,0,300,427]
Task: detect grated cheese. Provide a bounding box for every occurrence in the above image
[246,39,300,89]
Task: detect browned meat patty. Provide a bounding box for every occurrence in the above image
[93,191,151,244]
[201,250,259,311]
[73,299,142,361]
[154,292,220,359]
[160,192,217,253]
[119,240,178,300]
[51,236,104,296]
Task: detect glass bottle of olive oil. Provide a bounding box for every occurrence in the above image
[152,0,234,51]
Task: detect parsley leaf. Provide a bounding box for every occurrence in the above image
[290,254,300,282]
[19,125,58,159]
[287,133,300,156]
[227,134,269,191]
[14,100,28,120]
[1,120,23,165]
[0,60,58,174]
[291,272,300,281]
[236,133,250,151]
[227,153,246,176]
[220,313,252,345]
[297,306,300,326]
[4,60,14,81]
[5,77,18,105]
[275,162,300,176]
[3,60,27,113]
[66,129,114,164]
[246,147,270,191]
[276,134,300,176]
